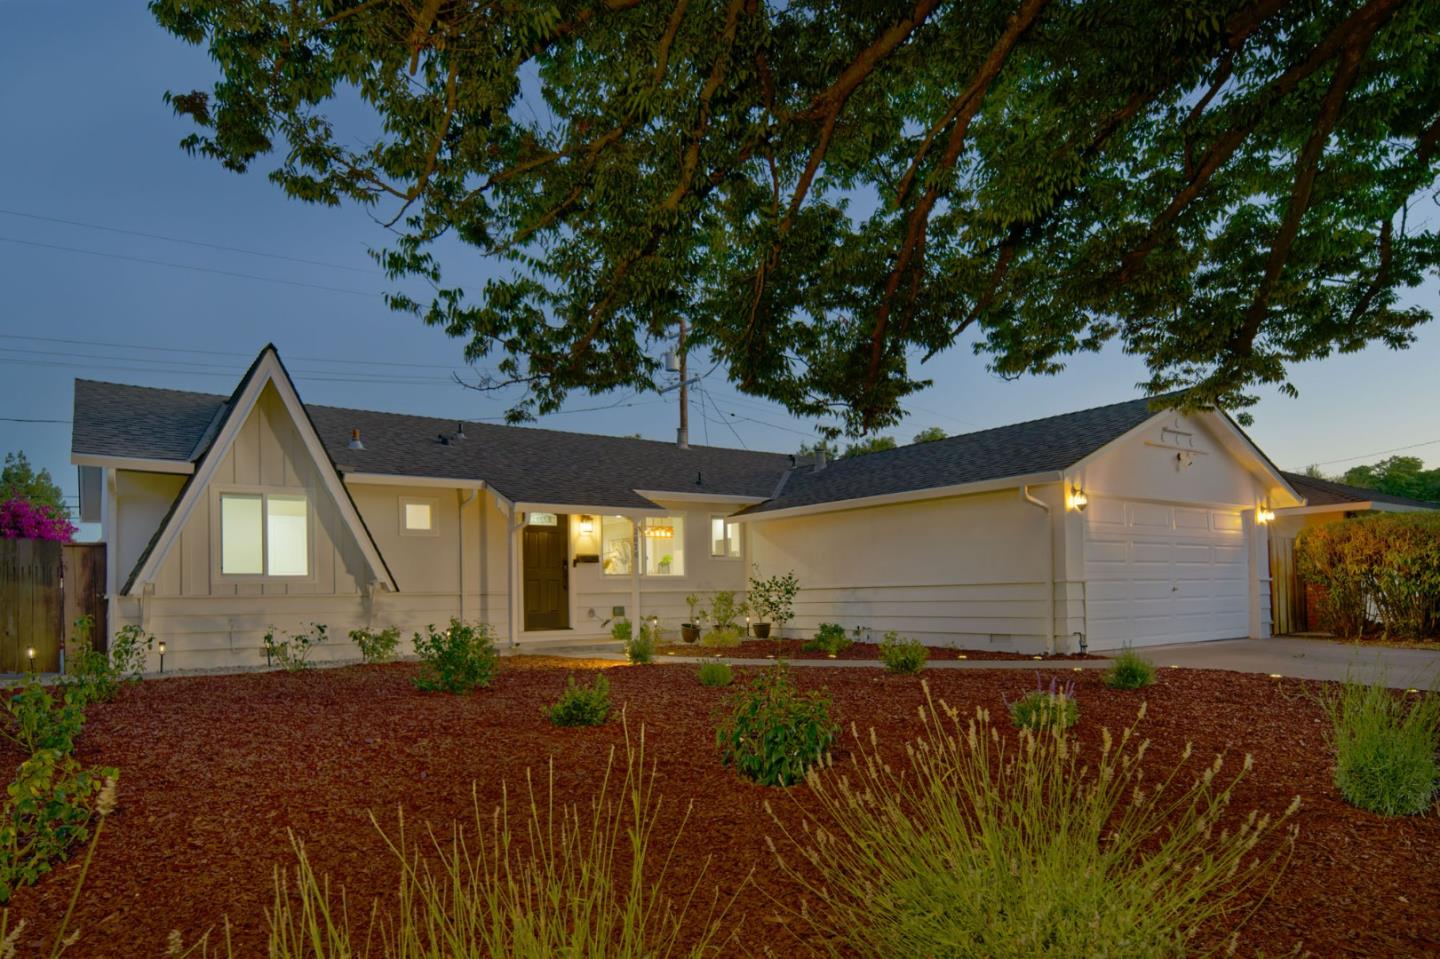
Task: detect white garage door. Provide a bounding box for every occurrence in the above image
[1083,498,1249,649]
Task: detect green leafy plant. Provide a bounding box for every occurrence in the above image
[879,631,927,675]
[3,680,86,755]
[64,615,119,706]
[1008,675,1079,731]
[109,624,154,681]
[697,661,734,687]
[263,623,329,672]
[262,724,737,958]
[1103,646,1157,690]
[0,749,115,904]
[412,620,499,694]
[349,625,401,664]
[701,627,742,649]
[1296,513,1440,639]
[747,569,799,633]
[545,675,613,727]
[803,623,851,656]
[1317,674,1440,816]
[610,617,632,644]
[716,665,837,787]
[683,594,708,629]
[625,618,658,665]
[769,686,1300,958]
[708,590,746,633]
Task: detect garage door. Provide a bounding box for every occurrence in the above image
[1083,498,1249,649]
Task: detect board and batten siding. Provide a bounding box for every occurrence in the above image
[748,488,1059,652]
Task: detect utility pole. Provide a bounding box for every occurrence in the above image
[677,315,689,449]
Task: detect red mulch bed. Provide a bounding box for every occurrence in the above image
[5,659,1439,957]
[659,638,1098,660]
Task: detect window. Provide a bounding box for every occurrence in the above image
[601,515,634,576]
[219,491,310,577]
[400,497,437,536]
[643,515,685,576]
[710,516,742,558]
[528,512,558,526]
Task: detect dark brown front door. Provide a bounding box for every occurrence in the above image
[523,514,570,630]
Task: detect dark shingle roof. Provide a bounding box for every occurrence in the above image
[72,379,791,509]
[739,395,1171,515]
[1281,471,1439,511]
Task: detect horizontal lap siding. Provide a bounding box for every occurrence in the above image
[749,490,1055,653]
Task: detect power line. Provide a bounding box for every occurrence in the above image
[1309,438,1440,467]
[0,356,457,386]
[0,334,482,372]
[701,389,748,450]
[0,208,380,275]
[0,236,380,297]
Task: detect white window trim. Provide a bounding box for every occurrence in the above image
[398,496,440,537]
[211,485,317,585]
[709,514,743,560]
[601,515,636,577]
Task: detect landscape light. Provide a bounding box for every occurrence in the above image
[26,647,35,674]
[158,641,167,675]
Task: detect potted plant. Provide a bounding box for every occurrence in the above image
[658,554,672,574]
[748,568,798,639]
[682,593,707,644]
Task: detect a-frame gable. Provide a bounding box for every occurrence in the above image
[123,345,396,596]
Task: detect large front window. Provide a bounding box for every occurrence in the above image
[601,515,634,576]
[643,516,685,576]
[220,491,310,577]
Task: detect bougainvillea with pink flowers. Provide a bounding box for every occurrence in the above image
[0,498,76,543]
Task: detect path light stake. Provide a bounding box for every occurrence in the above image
[158,641,166,675]
[26,647,35,675]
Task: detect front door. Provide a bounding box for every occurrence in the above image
[523,513,570,631]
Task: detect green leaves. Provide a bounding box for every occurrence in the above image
[716,664,836,786]
[152,0,1440,431]
[412,619,500,693]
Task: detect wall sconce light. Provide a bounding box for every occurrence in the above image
[1068,486,1089,511]
[1256,506,1276,524]
[579,515,594,535]
[158,641,167,675]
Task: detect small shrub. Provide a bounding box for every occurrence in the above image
[545,674,613,727]
[611,617,632,644]
[1008,675,1079,731]
[109,624,154,680]
[701,626,742,648]
[263,623,329,672]
[0,749,115,904]
[626,618,658,665]
[803,622,851,656]
[3,680,85,755]
[1318,675,1440,815]
[709,590,745,632]
[748,568,799,633]
[349,625,401,664]
[64,615,119,705]
[770,686,1300,957]
[412,619,499,694]
[879,631,927,674]
[716,665,837,787]
[697,661,734,687]
[1103,646,1156,690]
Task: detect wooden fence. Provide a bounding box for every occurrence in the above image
[0,540,107,674]
[1268,534,1307,636]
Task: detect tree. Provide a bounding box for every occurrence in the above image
[1,452,68,519]
[843,435,898,458]
[152,0,1440,434]
[913,426,948,444]
[1342,455,1440,502]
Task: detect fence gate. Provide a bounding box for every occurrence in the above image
[0,540,64,673]
[63,543,108,654]
[1268,534,1307,635]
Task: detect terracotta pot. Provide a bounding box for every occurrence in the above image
[752,623,772,639]
[681,624,701,644]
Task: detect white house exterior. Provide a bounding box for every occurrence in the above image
[72,345,1302,670]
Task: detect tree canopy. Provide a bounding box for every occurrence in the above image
[1,452,69,519]
[151,0,1440,433]
[1340,455,1440,501]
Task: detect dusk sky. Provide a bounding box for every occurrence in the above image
[3,2,1438,531]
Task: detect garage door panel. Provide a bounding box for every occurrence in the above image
[1085,498,1249,650]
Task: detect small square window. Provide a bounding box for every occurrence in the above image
[710,515,742,559]
[400,497,438,536]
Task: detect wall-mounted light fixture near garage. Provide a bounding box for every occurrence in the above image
[1067,485,1089,511]
[1256,505,1276,524]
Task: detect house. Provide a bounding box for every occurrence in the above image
[1267,471,1439,633]
[71,345,1302,670]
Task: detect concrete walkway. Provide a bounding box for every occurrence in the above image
[541,637,1440,689]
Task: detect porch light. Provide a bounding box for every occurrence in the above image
[1068,486,1088,511]
[1256,506,1276,524]
[579,515,594,535]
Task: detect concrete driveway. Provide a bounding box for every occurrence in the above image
[1145,637,1440,690]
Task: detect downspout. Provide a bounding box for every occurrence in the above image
[458,487,479,621]
[1021,486,1055,655]
[507,503,525,648]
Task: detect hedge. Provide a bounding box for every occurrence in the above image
[1295,512,1440,639]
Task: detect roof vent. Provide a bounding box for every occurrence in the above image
[347,428,365,451]
[454,422,466,441]
[814,446,827,471]
[695,470,703,486]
